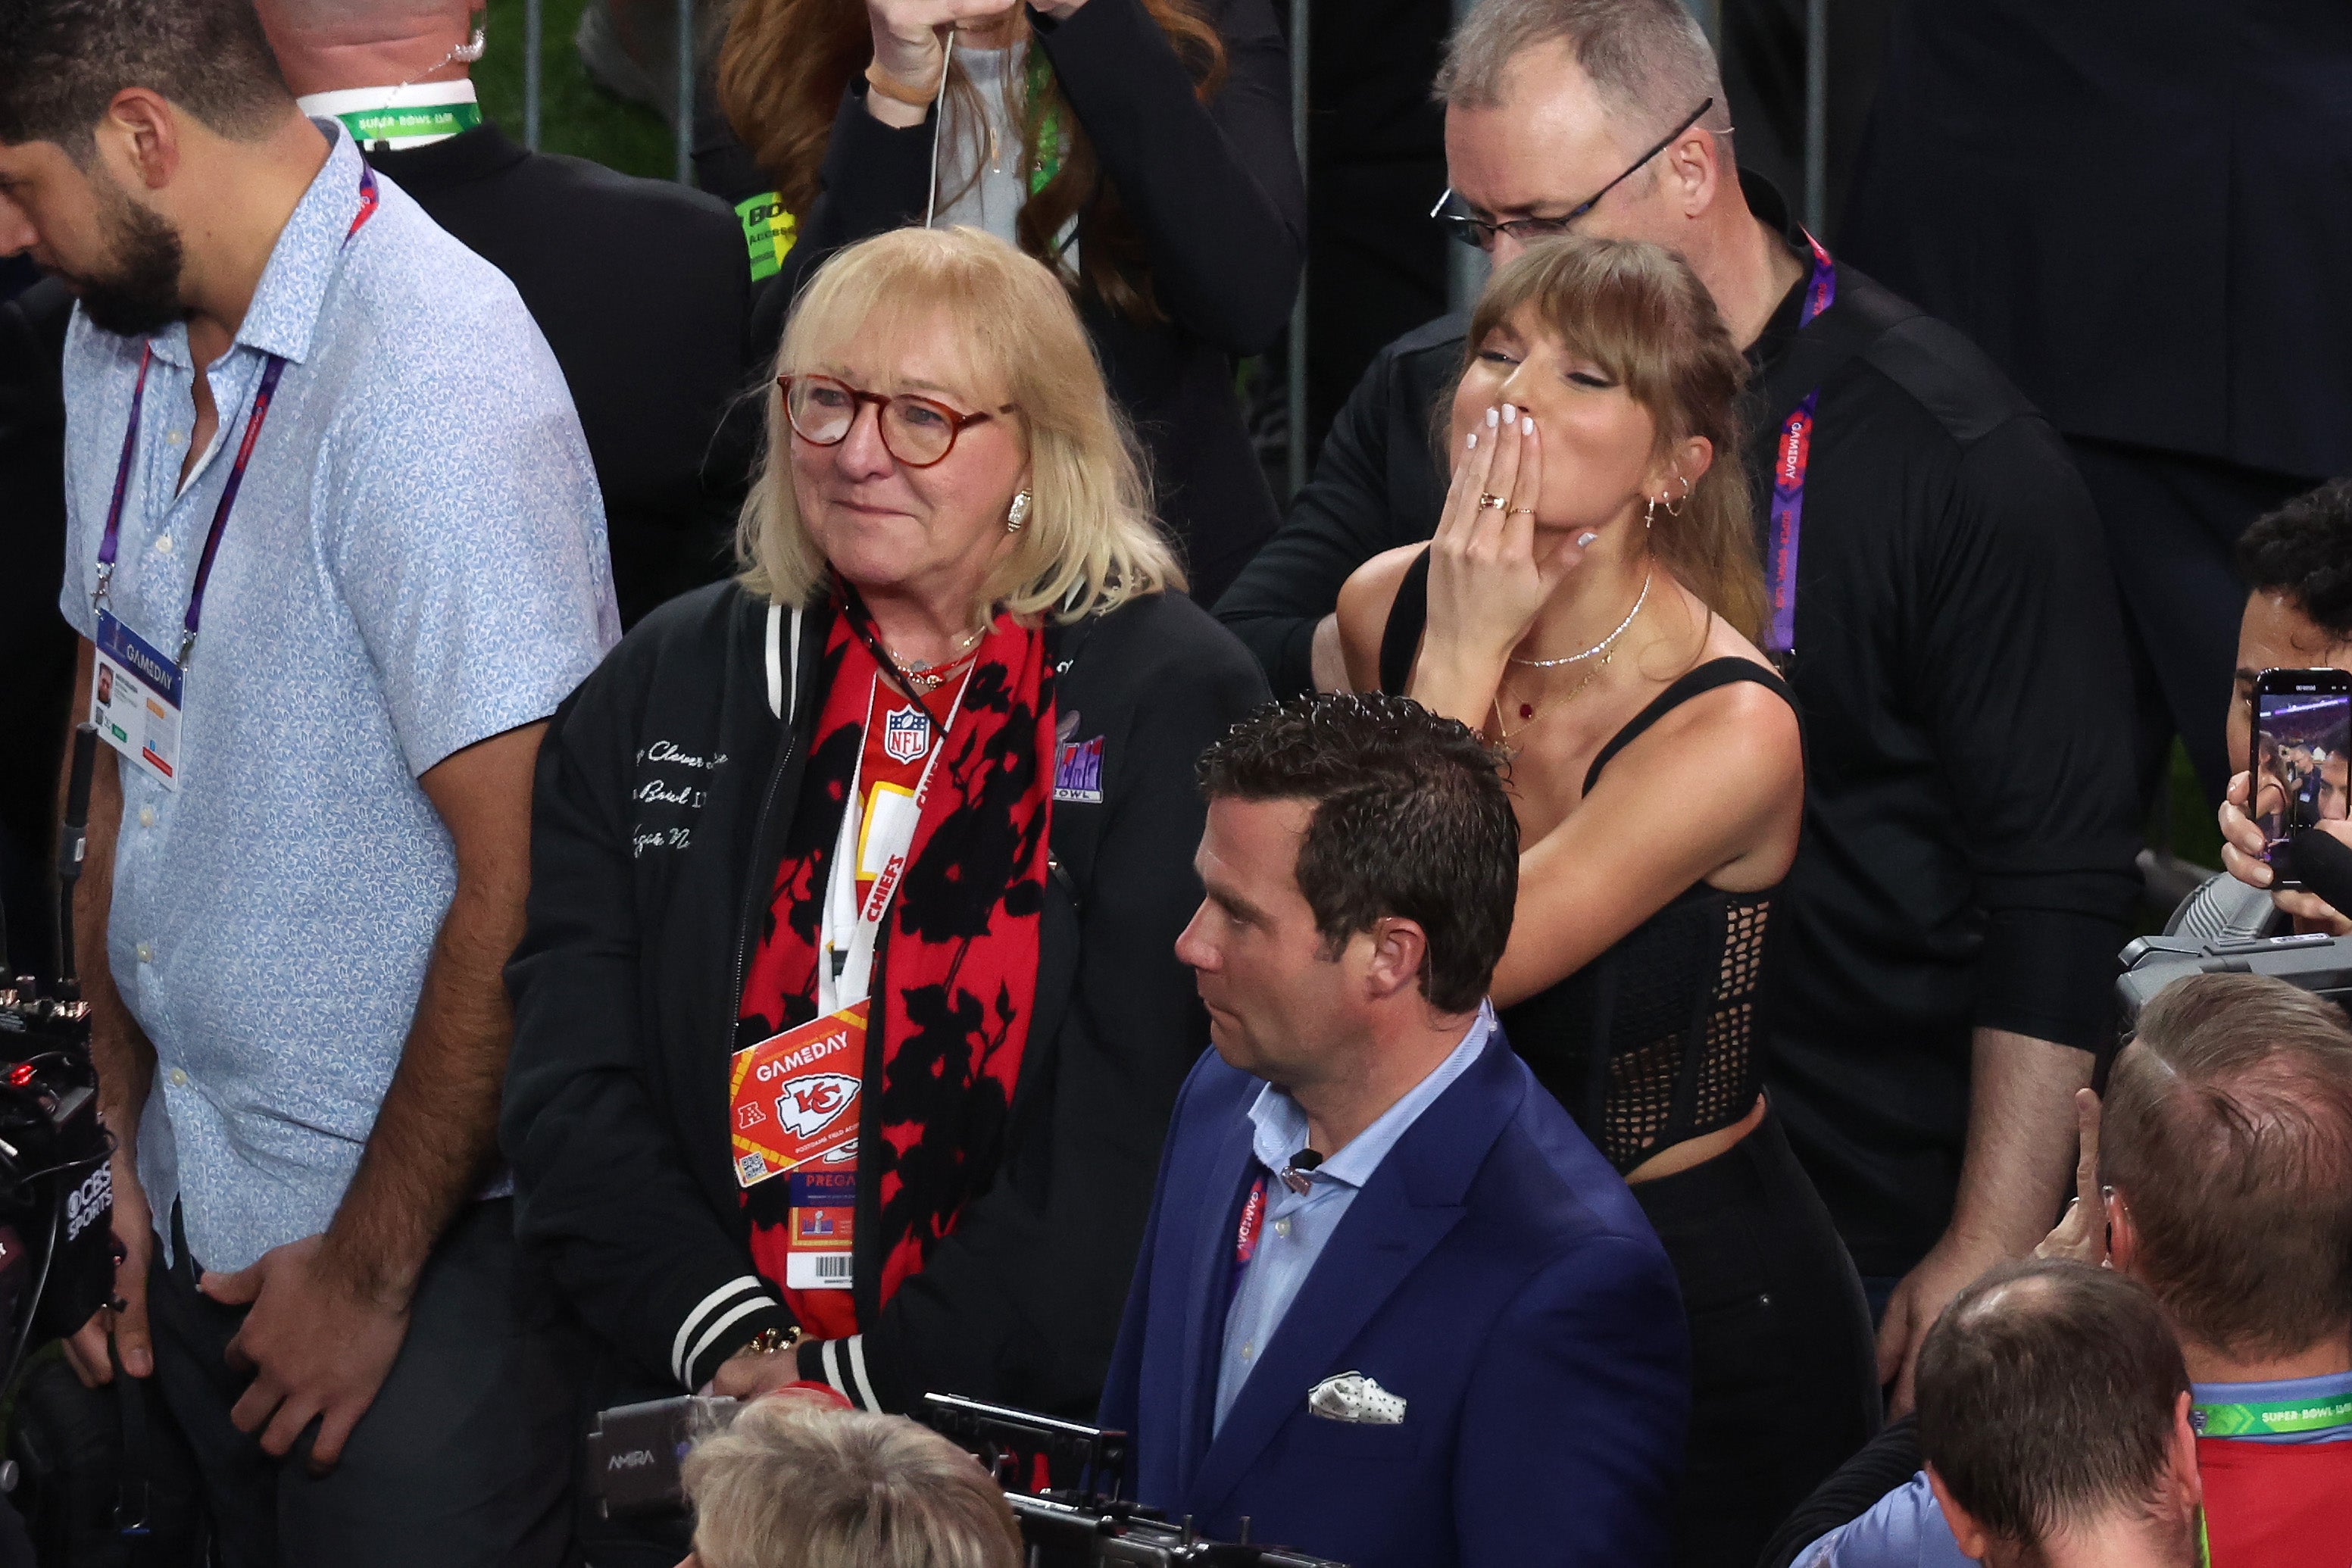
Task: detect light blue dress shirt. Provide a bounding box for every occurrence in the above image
[1213,1004,1495,1432]
[57,124,617,1273]
[1794,1370,2352,1566]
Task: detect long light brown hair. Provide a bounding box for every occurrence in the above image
[716,0,1225,321]
[1463,236,1765,640]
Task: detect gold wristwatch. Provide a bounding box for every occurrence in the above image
[742,1325,805,1359]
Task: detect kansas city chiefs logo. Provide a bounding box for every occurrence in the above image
[774,1073,861,1139]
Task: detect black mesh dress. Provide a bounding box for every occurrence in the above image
[1491,690,1780,1176]
[1380,550,1879,1568]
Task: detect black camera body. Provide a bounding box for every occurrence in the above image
[0,984,117,1353]
[0,723,122,1377]
[586,1392,1348,1566]
[2116,931,2352,1033]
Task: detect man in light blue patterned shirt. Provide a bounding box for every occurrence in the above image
[0,2,614,1560]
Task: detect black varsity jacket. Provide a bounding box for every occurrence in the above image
[501,579,1267,1427]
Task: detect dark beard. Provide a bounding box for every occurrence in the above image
[68,186,186,339]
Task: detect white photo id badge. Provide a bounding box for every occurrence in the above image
[91,611,183,792]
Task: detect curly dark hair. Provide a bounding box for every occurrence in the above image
[2236,478,2352,645]
[1196,693,1519,1014]
[0,0,289,156]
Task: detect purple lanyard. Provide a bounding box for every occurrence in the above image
[1763,233,1838,665]
[91,164,380,669]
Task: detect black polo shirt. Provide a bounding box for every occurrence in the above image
[1215,176,2143,1275]
[367,125,758,628]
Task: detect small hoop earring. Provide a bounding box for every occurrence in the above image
[1664,469,1689,517]
[1006,489,1032,533]
[1644,495,1657,532]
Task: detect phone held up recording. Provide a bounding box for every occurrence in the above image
[2250,667,2352,890]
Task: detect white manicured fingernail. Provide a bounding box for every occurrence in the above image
[1466,431,1479,450]
[1522,417,1537,436]
[1576,532,1598,548]
[1501,404,1516,424]
[1485,407,1500,429]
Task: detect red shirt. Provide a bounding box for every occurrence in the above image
[2198,1437,2352,1566]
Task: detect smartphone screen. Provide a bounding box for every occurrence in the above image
[2252,668,2352,885]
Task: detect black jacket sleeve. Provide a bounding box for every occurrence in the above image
[0,281,76,893]
[1755,1415,1923,1568]
[1913,409,2141,1053]
[846,600,1270,1415]
[779,0,1304,357]
[1212,316,1461,695]
[503,662,794,1393]
[1029,0,1304,352]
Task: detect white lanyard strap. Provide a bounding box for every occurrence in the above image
[817,667,972,1013]
[765,603,801,721]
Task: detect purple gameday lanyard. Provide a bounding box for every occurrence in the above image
[1763,233,1838,668]
[90,164,381,668]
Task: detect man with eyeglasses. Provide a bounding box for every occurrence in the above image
[1213,0,2141,1414]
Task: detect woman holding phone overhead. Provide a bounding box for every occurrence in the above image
[716,0,1306,604]
[1336,235,1877,1568]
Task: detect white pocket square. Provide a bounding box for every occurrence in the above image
[1307,1371,1407,1424]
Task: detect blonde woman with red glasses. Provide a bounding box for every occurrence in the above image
[504,225,1266,1565]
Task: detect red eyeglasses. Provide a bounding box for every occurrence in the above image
[777,373,1017,468]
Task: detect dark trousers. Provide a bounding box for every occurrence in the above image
[145,1198,576,1568]
[1632,1105,1880,1568]
[2067,437,2318,807]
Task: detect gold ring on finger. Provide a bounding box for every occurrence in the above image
[1478,493,1508,511]
[1507,506,1537,517]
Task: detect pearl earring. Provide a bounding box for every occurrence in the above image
[1007,490,1032,533]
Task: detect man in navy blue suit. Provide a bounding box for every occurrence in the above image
[1099,693,1688,1567]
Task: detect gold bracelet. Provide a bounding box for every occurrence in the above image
[864,57,943,108]
[742,1325,805,1358]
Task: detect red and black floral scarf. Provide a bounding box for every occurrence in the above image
[736,596,1055,1336]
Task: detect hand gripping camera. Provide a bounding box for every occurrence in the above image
[587,1390,1348,1566]
[920,1394,1347,1567]
[2117,827,2352,1035]
[0,726,120,1388]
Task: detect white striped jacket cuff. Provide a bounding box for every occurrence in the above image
[670,1275,783,1388]
[814,1334,882,1411]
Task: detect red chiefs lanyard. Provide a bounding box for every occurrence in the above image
[1762,233,1838,667]
[817,659,977,1014]
[91,164,381,667]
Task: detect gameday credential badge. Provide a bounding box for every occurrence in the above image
[728,1000,867,1189]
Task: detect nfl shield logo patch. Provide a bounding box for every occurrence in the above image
[882,704,930,764]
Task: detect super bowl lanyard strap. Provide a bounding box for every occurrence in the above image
[2191,1389,2352,1439]
[1761,232,1838,667]
[90,163,383,667]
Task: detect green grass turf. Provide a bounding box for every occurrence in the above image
[473,0,680,182]
[2160,739,2223,868]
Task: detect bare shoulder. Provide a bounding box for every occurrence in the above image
[1615,611,1799,767]
[1335,545,1427,692]
[1338,544,1423,625]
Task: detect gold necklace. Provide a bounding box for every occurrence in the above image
[887,625,988,692]
[1491,577,1652,746]
[1491,651,1612,746]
